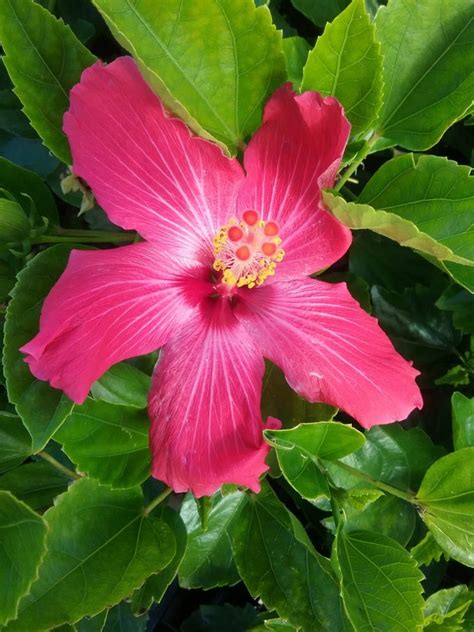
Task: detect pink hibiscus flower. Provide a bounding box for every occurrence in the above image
[21,57,422,497]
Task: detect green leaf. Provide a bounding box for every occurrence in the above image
[179,491,245,589]
[131,506,186,613]
[91,362,150,409]
[437,286,474,335]
[101,602,147,632]
[327,424,445,491]
[290,0,350,28]
[452,392,474,450]
[344,495,416,546]
[55,398,150,489]
[282,36,310,87]
[370,285,461,370]
[232,482,349,631]
[0,198,30,244]
[336,529,424,631]
[424,585,473,631]
[0,412,31,474]
[3,245,75,451]
[344,487,384,511]
[416,448,474,567]
[92,0,286,154]
[302,0,383,135]
[0,460,69,511]
[439,260,474,294]
[375,0,474,150]
[358,155,474,265]
[0,156,58,225]
[325,159,474,270]
[0,491,47,626]
[0,0,96,163]
[410,531,444,568]
[6,478,175,631]
[265,422,365,502]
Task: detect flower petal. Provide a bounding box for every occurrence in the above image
[149,301,280,497]
[64,57,244,259]
[238,84,352,279]
[21,243,207,404]
[235,279,422,427]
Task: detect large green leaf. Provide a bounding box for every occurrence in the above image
[302,0,383,136]
[0,412,31,474]
[0,460,69,511]
[6,478,175,631]
[452,392,474,450]
[3,246,75,451]
[131,506,186,613]
[416,448,474,567]
[55,398,150,489]
[375,0,474,150]
[358,155,474,264]
[179,491,245,589]
[91,363,150,409]
[265,422,365,502]
[232,482,349,631]
[336,529,424,631]
[424,585,473,631]
[0,0,96,163]
[0,491,47,626]
[92,0,286,154]
[0,156,58,225]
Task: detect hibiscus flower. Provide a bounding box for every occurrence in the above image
[21,57,422,497]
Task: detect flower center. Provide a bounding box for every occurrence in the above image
[212,210,285,288]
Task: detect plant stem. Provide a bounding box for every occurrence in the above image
[331,459,417,504]
[144,487,173,516]
[335,134,378,192]
[38,450,82,480]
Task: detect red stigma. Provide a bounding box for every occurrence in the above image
[228,226,243,241]
[236,245,251,261]
[243,210,258,226]
[264,222,279,236]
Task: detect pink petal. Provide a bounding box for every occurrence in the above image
[64,57,244,260]
[237,84,352,280]
[21,244,208,404]
[235,279,423,427]
[149,302,280,497]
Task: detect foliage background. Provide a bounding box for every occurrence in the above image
[0,0,473,630]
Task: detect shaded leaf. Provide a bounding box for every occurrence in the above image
[6,478,175,631]
[3,246,75,451]
[0,156,58,225]
[282,37,309,87]
[55,398,150,489]
[91,363,150,409]
[179,491,245,589]
[232,482,349,631]
[436,286,474,335]
[131,506,186,612]
[290,0,350,28]
[0,491,47,626]
[0,460,69,511]
[416,448,474,567]
[0,412,31,474]
[302,0,383,135]
[0,0,96,163]
[452,392,474,450]
[336,529,424,631]
[92,0,286,154]
[375,0,474,149]
[181,604,259,632]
